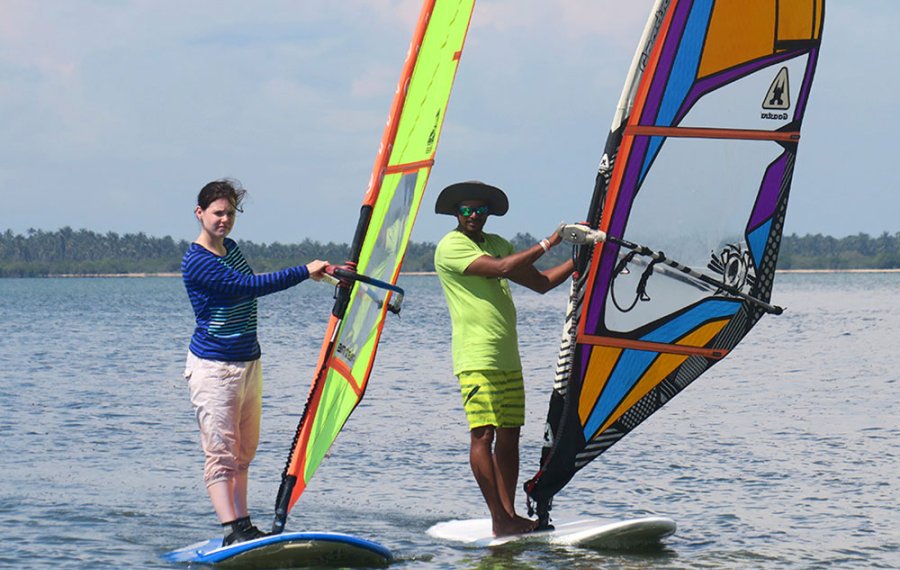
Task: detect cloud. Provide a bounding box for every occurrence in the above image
[476,0,647,41]
[0,1,896,243]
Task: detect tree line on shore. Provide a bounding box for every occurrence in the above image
[1,227,898,277]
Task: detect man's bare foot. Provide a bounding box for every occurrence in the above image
[492,515,538,537]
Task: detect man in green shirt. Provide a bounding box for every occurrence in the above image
[434,181,574,536]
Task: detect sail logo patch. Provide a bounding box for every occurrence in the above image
[761,67,790,120]
[336,341,357,365]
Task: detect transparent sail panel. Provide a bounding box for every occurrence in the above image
[333,172,417,371]
[604,136,782,333]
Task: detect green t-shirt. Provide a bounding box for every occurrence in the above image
[434,230,521,376]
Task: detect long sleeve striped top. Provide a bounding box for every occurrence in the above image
[182,238,310,361]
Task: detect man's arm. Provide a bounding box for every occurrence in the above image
[464,229,574,293]
[464,240,546,278]
[507,257,575,294]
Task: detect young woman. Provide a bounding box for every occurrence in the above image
[181,179,328,545]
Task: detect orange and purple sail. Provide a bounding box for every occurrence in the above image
[525,0,825,522]
[272,0,475,533]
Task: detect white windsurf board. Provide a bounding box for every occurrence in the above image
[427,515,675,549]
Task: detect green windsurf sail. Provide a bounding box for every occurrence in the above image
[272,0,475,533]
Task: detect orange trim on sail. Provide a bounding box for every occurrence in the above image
[327,356,364,398]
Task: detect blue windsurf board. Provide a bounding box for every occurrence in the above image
[163,531,392,568]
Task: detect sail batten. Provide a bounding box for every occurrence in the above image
[626,125,799,141]
[385,159,436,174]
[526,0,825,516]
[577,335,729,359]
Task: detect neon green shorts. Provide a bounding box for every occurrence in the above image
[458,370,525,429]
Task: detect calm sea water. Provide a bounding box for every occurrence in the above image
[0,273,897,569]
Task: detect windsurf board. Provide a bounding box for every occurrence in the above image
[427,516,675,549]
[162,531,392,568]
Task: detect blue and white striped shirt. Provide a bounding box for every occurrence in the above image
[182,238,310,361]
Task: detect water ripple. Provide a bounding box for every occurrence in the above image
[0,274,897,568]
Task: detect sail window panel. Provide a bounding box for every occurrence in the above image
[357,171,418,282]
[333,172,418,374]
[603,136,782,334]
[331,280,384,374]
[681,52,811,132]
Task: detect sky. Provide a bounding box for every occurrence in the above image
[1,1,896,246]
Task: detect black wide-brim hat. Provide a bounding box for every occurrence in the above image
[434,181,509,217]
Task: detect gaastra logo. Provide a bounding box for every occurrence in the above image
[761,67,790,120]
[639,0,670,71]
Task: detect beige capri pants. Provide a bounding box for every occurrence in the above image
[184,352,263,486]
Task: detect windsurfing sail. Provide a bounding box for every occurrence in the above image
[272,0,475,533]
[525,0,825,523]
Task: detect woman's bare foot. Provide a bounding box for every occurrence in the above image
[492,514,538,537]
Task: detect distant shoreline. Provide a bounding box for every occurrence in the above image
[5,229,898,276]
[37,268,900,278]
